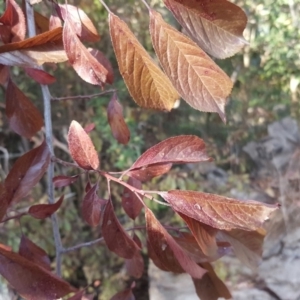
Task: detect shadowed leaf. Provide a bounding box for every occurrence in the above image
[179,213,218,257]
[4,141,50,207]
[121,177,143,220]
[19,236,51,271]
[128,163,172,182]
[0,245,76,299]
[63,17,107,86]
[149,10,233,122]
[218,228,266,270]
[82,183,105,227]
[146,208,206,278]
[160,190,279,231]
[109,12,179,111]
[56,4,100,42]
[0,64,9,85]
[107,93,130,145]
[164,0,248,59]
[34,11,50,34]
[110,285,135,300]
[5,79,43,138]
[125,251,144,279]
[29,195,64,219]
[68,120,99,170]
[49,13,62,30]
[67,290,85,300]
[53,175,79,188]
[102,200,140,259]
[89,49,114,84]
[131,135,211,170]
[174,232,230,263]
[0,0,26,42]
[193,262,231,300]
[24,68,56,85]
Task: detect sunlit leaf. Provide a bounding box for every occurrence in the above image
[4,141,50,207]
[149,10,233,122]
[5,79,44,138]
[53,175,79,188]
[109,12,179,111]
[29,195,64,219]
[218,228,266,269]
[179,213,218,257]
[102,200,140,259]
[0,245,76,299]
[0,28,67,67]
[121,177,143,220]
[164,0,248,59]
[146,208,206,278]
[193,262,231,300]
[160,190,279,230]
[63,17,108,86]
[49,13,62,30]
[24,68,56,85]
[82,183,105,227]
[67,120,100,170]
[131,135,211,170]
[56,4,100,42]
[19,236,51,271]
[0,0,26,42]
[128,163,172,182]
[107,93,130,145]
[125,251,144,279]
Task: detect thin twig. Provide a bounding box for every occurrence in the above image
[51,89,115,101]
[140,0,151,10]
[62,237,105,253]
[26,0,64,276]
[1,212,27,224]
[52,156,79,169]
[98,0,111,13]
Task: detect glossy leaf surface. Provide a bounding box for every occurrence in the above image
[24,68,56,85]
[53,175,79,188]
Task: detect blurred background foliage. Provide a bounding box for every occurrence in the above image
[0,0,300,299]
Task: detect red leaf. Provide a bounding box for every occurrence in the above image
[107,93,130,145]
[82,183,105,227]
[110,286,135,300]
[164,0,248,59]
[84,123,95,133]
[5,79,44,138]
[4,141,50,208]
[63,17,108,86]
[125,251,144,279]
[0,0,26,42]
[49,13,62,30]
[218,228,266,269]
[89,49,114,84]
[0,183,8,222]
[67,290,85,300]
[121,177,143,220]
[146,208,206,278]
[53,175,79,188]
[24,68,56,85]
[179,213,218,257]
[0,25,11,44]
[102,200,140,259]
[160,190,279,231]
[174,232,229,263]
[0,245,76,299]
[131,135,211,170]
[0,64,9,85]
[56,4,100,42]
[18,235,51,271]
[128,163,172,182]
[29,195,64,219]
[193,262,231,300]
[67,120,100,170]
